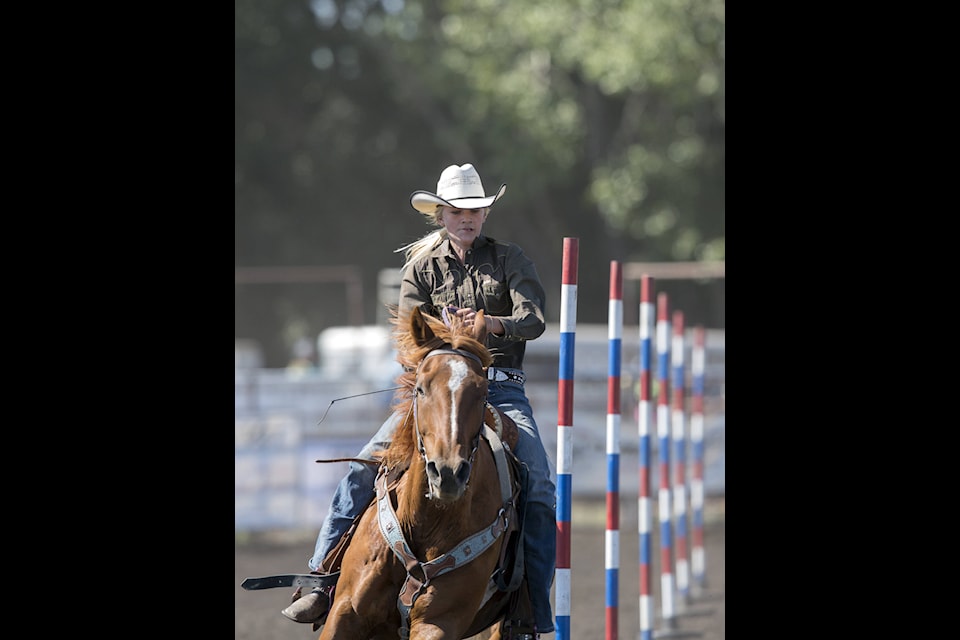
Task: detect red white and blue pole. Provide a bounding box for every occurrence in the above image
[671,310,691,604]
[656,293,676,625]
[638,275,655,640]
[555,237,578,640]
[605,261,622,640]
[690,325,707,593]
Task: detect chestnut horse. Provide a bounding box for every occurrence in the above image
[317,306,533,640]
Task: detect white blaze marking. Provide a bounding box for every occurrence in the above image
[446,359,469,440]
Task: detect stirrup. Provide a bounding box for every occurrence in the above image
[502,620,539,639]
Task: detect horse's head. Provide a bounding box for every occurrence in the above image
[403,306,492,502]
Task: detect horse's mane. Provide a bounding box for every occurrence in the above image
[381,307,493,470]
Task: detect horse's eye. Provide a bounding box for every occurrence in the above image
[415,385,425,396]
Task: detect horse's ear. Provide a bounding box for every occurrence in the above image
[472,309,488,343]
[410,306,437,347]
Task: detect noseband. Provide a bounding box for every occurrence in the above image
[412,348,487,495]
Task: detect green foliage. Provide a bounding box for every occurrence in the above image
[236,0,724,366]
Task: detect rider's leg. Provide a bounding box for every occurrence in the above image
[491,377,557,635]
[281,410,402,624]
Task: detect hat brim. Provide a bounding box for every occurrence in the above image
[410,183,506,214]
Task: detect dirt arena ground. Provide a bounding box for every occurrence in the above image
[235,496,724,640]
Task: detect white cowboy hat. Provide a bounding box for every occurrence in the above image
[409,163,507,214]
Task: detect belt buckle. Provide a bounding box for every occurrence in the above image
[488,368,508,382]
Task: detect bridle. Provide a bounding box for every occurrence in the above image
[411,347,486,495]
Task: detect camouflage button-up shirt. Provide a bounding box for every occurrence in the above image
[398,234,546,370]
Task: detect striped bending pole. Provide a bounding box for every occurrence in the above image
[690,325,707,594]
[638,275,655,640]
[656,293,676,626]
[555,237,578,640]
[605,261,623,640]
[671,310,691,605]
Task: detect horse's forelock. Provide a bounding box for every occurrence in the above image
[382,308,492,467]
[391,308,492,370]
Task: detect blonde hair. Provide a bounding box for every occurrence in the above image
[394,206,444,269]
[394,205,489,270]
[395,228,446,270]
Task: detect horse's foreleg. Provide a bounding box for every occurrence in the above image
[316,599,371,640]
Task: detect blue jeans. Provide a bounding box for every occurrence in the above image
[308,372,557,633]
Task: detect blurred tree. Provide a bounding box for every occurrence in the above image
[236,0,724,367]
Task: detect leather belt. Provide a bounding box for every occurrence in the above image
[487,367,525,385]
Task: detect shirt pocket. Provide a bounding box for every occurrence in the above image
[480,280,510,314]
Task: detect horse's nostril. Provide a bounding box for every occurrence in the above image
[425,460,440,480]
[455,461,471,485]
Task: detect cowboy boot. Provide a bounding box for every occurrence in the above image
[280,575,336,625]
[522,502,557,634]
